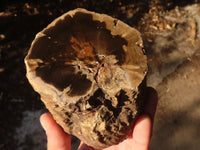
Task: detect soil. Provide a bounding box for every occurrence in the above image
[150,50,200,150]
[0,0,200,150]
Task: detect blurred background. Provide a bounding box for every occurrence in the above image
[0,0,200,150]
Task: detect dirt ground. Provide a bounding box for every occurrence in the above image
[0,0,200,150]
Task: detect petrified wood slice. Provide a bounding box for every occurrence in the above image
[25,8,147,149]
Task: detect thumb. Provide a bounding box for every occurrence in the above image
[40,113,71,150]
[132,115,152,150]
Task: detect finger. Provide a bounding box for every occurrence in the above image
[40,113,71,150]
[132,115,151,150]
[144,87,158,120]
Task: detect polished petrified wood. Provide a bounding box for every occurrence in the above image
[25,8,147,149]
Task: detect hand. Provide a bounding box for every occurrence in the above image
[40,87,158,150]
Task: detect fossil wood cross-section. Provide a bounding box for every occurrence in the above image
[25,8,147,149]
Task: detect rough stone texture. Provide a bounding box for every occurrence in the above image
[25,8,147,149]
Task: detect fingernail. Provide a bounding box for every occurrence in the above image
[40,114,47,132]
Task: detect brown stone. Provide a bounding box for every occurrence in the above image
[25,8,147,149]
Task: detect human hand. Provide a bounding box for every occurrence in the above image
[40,87,158,150]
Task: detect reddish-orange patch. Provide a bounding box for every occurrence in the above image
[70,37,97,62]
